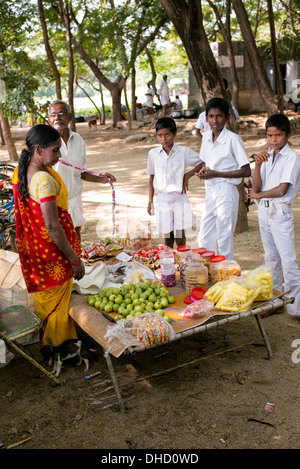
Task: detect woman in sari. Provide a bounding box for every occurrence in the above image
[12,124,85,349]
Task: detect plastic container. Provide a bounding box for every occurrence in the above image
[217,260,241,281]
[177,245,192,286]
[159,248,176,287]
[210,255,226,284]
[200,250,215,279]
[185,254,208,296]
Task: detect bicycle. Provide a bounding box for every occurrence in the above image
[0,197,17,252]
[0,162,15,206]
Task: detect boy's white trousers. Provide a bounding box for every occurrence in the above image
[258,202,300,317]
[198,182,239,260]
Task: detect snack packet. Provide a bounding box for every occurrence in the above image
[179,299,214,319]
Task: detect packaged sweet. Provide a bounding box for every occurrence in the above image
[211,277,261,312]
[217,260,241,281]
[246,263,274,301]
[179,299,214,319]
[127,312,175,347]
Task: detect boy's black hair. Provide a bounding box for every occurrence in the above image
[266,113,290,135]
[205,97,229,116]
[155,117,177,134]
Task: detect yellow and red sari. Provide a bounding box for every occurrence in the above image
[12,167,81,346]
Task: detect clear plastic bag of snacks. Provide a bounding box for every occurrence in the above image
[179,299,214,319]
[217,260,241,281]
[246,263,275,301]
[127,312,175,347]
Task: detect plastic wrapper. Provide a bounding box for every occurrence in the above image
[246,263,275,301]
[127,312,175,347]
[217,260,241,281]
[123,260,157,284]
[205,277,262,312]
[215,277,261,312]
[121,221,152,253]
[105,312,175,348]
[179,299,214,319]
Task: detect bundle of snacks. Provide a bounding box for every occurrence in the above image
[82,237,123,264]
[121,222,152,252]
[127,312,175,347]
[179,299,214,319]
[217,260,241,281]
[205,277,261,312]
[133,248,160,269]
[245,263,274,301]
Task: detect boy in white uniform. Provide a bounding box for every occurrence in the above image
[147,117,202,248]
[249,113,300,318]
[196,98,250,260]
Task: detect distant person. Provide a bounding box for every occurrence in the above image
[147,117,202,248]
[249,113,300,318]
[195,98,250,260]
[49,100,116,242]
[135,97,142,109]
[145,82,155,114]
[157,75,170,117]
[174,95,183,111]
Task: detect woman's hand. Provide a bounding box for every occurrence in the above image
[72,261,85,280]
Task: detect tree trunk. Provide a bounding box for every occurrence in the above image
[131,67,137,122]
[267,0,284,113]
[0,111,18,161]
[99,83,106,125]
[0,122,4,146]
[59,0,76,132]
[111,86,123,125]
[231,0,278,116]
[37,0,62,100]
[159,0,227,102]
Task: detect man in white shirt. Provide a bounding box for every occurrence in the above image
[147,117,202,248]
[174,95,183,111]
[157,75,170,117]
[49,100,116,241]
[196,98,250,260]
[249,113,300,317]
[145,82,156,114]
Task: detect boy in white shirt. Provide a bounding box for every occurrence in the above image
[249,113,300,318]
[196,98,250,260]
[147,117,202,248]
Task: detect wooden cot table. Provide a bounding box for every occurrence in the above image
[69,286,294,411]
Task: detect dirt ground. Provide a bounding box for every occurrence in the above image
[1,110,300,452]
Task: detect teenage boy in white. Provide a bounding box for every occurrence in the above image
[196,98,250,260]
[147,117,202,248]
[249,113,300,318]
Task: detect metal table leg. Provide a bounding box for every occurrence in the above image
[103,348,125,411]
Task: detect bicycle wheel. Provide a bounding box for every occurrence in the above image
[0,222,17,251]
[0,162,16,178]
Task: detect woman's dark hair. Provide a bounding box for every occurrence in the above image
[18,124,60,201]
[155,117,177,134]
[205,97,229,116]
[266,113,290,135]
